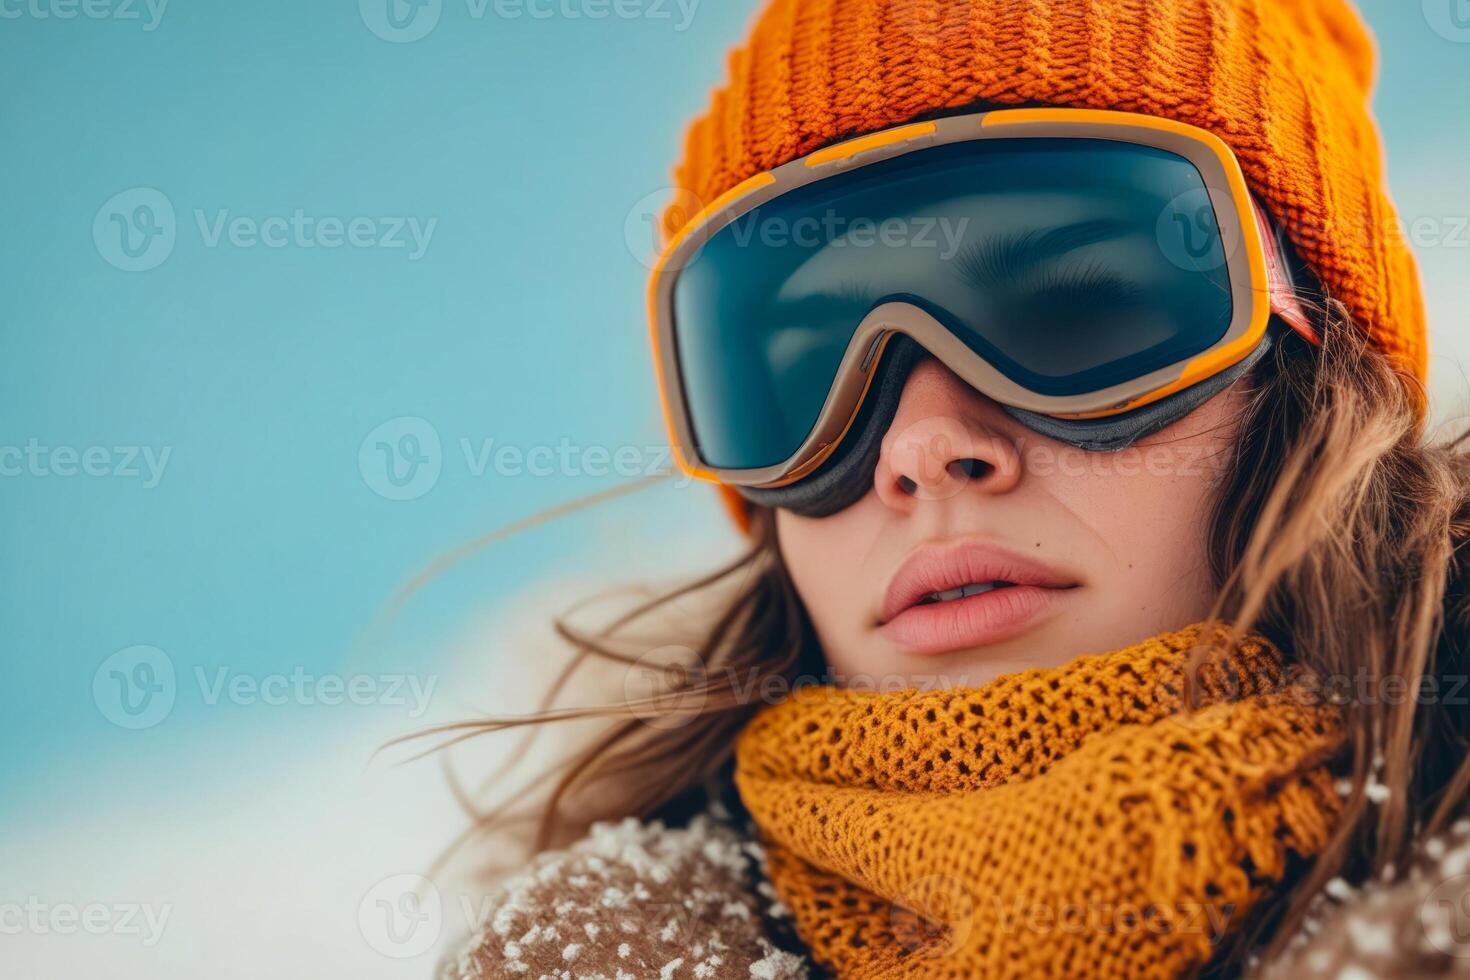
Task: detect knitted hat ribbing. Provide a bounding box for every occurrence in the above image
[663,0,1427,384]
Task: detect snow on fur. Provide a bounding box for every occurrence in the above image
[1254,818,1470,976]
[439,816,807,980]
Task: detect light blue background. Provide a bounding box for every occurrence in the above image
[3,0,762,816]
[2,1,1467,976]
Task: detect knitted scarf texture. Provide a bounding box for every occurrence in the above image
[734,625,1344,978]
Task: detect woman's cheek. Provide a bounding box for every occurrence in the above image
[1040,444,1223,626]
[776,504,886,673]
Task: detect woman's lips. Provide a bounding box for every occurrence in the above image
[878,540,1079,656]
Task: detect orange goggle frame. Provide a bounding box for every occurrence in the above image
[648,108,1316,496]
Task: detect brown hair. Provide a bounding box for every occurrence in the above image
[408,305,1468,966]
[1203,307,1470,964]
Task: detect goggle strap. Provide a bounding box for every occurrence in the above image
[1252,196,1320,345]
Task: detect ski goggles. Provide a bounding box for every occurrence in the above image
[649,108,1315,493]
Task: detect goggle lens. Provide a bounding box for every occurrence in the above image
[672,138,1235,471]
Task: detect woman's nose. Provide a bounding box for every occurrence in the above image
[873,357,1022,513]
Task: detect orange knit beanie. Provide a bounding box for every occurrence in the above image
[663,0,1427,384]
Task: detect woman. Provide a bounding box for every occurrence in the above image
[435,1,1469,976]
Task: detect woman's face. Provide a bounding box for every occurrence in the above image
[777,355,1248,688]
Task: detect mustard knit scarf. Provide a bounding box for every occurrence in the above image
[734,626,1344,979]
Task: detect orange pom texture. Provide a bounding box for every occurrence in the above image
[735,626,1344,978]
[664,0,1426,384]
